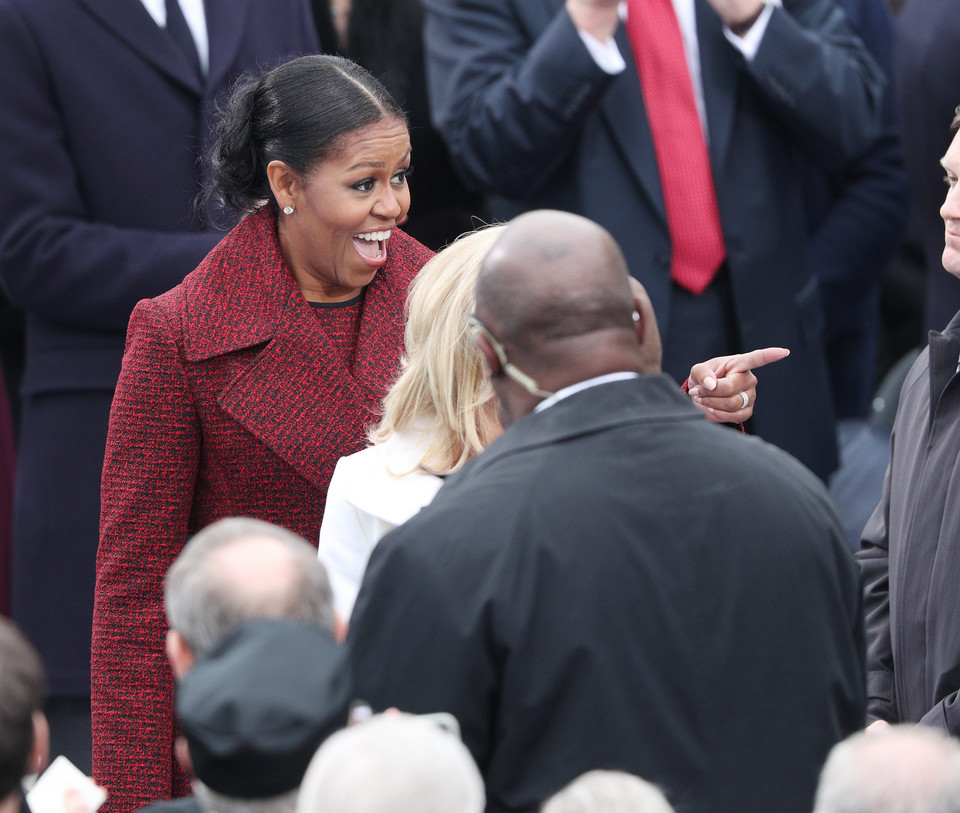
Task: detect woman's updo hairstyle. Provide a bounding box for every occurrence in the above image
[205,54,406,217]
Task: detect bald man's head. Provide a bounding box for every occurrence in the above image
[477,210,636,351]
[473,212,659,422]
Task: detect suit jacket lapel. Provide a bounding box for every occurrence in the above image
[205,0,252,92]
[599,25,667,226]
[695,0,741,171]
[76,0,204,93]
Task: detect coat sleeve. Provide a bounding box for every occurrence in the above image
[92,298,201,813]
[855,439,897,725]
[919,693,960,735]
[745,0,885,169]
[0,2,220,332]
[423,0,616,198]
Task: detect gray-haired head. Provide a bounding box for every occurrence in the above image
[813,725,960,813]
[540,770,676,813]
[296,713,485,813]
[164,517,334,655]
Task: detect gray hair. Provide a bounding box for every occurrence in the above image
[541,770,676,813]
[194,781,299,813]
[813,725,960,813]
[164,518,334,654]
[296,713,485,813]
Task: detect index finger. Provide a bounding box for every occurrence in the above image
[722,347,790,375]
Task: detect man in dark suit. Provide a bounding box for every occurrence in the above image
[348,210,866,813]
[0,0,317,780]
[423,0,886,481]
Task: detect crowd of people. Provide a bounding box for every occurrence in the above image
[1,0,960,810]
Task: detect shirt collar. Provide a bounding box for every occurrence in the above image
[534,372,640,413]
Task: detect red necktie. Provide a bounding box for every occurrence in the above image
[626,0,726,295]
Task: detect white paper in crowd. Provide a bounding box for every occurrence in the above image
[26,756,107,813]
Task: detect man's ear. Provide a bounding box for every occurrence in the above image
[628,278,662,373]
[266,160,299,214]
[166,629,195,680]
[28,711,49,778]
[471,331,501,380]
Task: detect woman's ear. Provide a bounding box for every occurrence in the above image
[266,160,299,213]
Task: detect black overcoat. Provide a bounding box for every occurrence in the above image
[350,376,866,813]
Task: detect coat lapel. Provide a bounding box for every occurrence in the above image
[76,0,204,93]
[217,299,388,489]
[694,0,741,171]
[598,25,666,226]
[205,0,253,92]
[184,209,408,489]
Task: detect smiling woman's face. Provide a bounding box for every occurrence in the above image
[270,117,412,302]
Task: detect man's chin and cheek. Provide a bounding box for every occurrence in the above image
[943,245,960,279]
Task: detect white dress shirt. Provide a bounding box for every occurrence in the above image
[139,0,209,76]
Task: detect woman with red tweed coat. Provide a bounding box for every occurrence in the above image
[91,55,433,813]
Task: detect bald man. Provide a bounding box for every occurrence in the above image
[348,210,865,813]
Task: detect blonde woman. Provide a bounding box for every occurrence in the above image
[318,226,504,620]
[318,224,787,621]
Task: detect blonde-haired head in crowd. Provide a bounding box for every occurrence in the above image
[368,224,506,474]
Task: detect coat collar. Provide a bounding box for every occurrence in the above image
[333,426,446,526]
[694,0,740,171]
[182,208,291,359]
[928,310,960,419]
[182,207,420,360]
[465,375,700,478]
[178,207,426,489]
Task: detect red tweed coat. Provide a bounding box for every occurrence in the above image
[91,208,432,813]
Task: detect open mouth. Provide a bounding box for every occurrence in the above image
[353,230,392,263]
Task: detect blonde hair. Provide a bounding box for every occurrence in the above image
[368,225,506,474]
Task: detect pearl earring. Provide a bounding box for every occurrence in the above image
[283,205,294,215]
